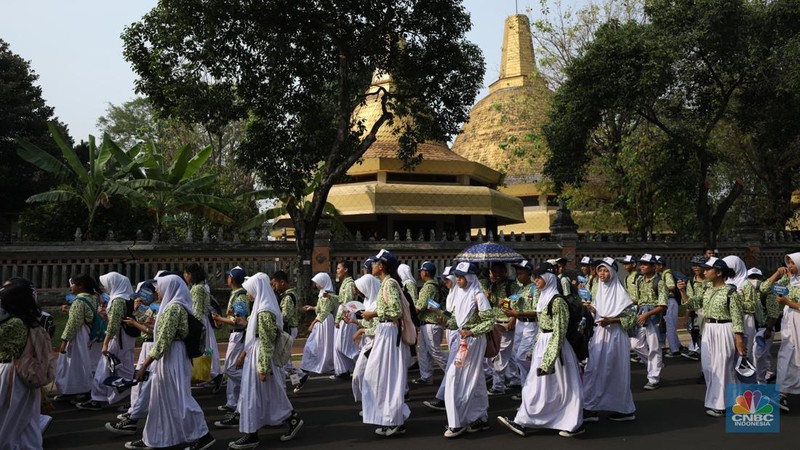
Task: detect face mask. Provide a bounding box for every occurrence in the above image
[748,279,760,288]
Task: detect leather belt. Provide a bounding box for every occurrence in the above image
[518,317,537,323]
[706,318,731,324]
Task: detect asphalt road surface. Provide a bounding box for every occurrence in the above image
[43,346,797,450]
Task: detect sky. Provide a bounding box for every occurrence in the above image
[0,0,575,141]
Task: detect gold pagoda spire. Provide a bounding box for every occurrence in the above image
[489,14,537,93]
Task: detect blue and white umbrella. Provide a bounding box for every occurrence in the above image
[454,243,525,263]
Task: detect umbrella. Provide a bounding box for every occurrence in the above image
[454,243,525,263]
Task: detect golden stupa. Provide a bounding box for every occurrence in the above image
[451,14,555,234]
[323,71,524,240]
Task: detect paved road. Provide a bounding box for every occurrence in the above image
[43,344,797,450]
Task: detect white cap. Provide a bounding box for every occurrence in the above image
[747,268,763,278]
[735,356,756,378]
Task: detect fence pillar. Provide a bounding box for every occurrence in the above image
[550,200,579,267]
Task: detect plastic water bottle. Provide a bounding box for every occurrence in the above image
[454,338,469,368]
[577,317,587,334]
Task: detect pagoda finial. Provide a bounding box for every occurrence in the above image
[490,14,536,93]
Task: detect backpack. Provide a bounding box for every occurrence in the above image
[385,278,417,346]
[282,291,297,333]
[76,296,107,343]
[548,294,594,361]
[120,298,141,338]
[184,311,207,359]
[39,312,55,339]
[272,329,294,367]
[209,293,223,330]
[401,283,421,328]
[14,326,56,388]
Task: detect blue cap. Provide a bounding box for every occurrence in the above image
[690,255,707,265]
[700,256,728,272]
[362,256,376,271]
[419,261,437,276]
[639,253,657,264]
[374,249,398,270]
[452,261,478,276]
[655,255,666,265]
[225,266,247,284]
[620,255,636,264]
[532,261,557,277]
[513,260,534,272]
[594,257,618,272]
[131,279,157,304]
[579,256,594,266]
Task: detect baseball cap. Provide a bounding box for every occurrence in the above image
[700,256,728,272]
[690,255,707,265]
[513,260,534,272]
[225,266,247,284]
[639,253,657,264]
[735,355,756,379]
[655,255,666,265]
[452,261,478,276]
[595,257,618,272]
[746,268,763,278]
[620,255,636,264]
[579,256,594,266]
[419,261,437,276]
[374,249,398,270]
[532,261,558,277]
[546,257,567,266]
[362,256,376,271]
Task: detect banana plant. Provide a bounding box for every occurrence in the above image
[16,122,140,239]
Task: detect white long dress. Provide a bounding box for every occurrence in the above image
[55,326,93,395]
[128,341,153,419]
[445,334,489,428]
[583,323,635,413]
[777,308,800,394]
[301,315,335,374]
[361,322,410,427]
[333,308,360,375]
[90,328,135,404]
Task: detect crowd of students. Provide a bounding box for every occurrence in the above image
[3,247,800,449]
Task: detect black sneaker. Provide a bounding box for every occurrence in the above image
[211,375,224,394]
[583,410,599,423]
[466,419,490,432]
[384,424,406,437]
[705,409,725,417]
[75,400,103,411]
[187,432,215,450]
[228,433,259,450]
[443,427,465,438]
[411,378,433,385]
[559,426,586,437]
[780,395,790,413]
[280,413,303,441]
[608,412,636,422]
[105,418,138,435]
[681,350,700,361]
[217,404,236,413]
[117,412,131,421]
[496,416,526,437]
[292,374,309,394]
[117,403,131,412]
[214,412,239,428]
[643,382,660,391]
[124,440,151,449]
[423,399,446,411]
[487,388,505,396]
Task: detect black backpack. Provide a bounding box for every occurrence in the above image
[184,312,207,359]
[548,294,594,361]
[121,298,142,338]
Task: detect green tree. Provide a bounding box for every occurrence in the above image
[122,0,484,301]
[0,39,70,236]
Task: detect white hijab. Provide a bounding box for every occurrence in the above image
[444,275,457,312]
[594,262,633,318]
[100,272,133,301]
[723,255,748,290]
[452,274,490,329]
[312,272,334,298]
[536,272,560,313]
[355,274,381,310]
[243,272,283,349]
[398,264,416,285]
[153,274,193,334]
[786,253,800,287]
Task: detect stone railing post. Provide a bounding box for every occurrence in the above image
[550,200,579,268]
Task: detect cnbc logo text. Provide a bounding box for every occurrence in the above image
[726,385,779,433]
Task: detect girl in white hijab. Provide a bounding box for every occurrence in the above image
[498,269,585,437]
[228,273,302,449]
[300,273,336,374]
[582,258,637,422]
[724,255,761,369]
[398,264,418,303]
[351,274,381,404]
[127,274,213,450]
[80,272,136,410]
[442,262,494,438]
[425,268,459,411]
[762,252,800,412]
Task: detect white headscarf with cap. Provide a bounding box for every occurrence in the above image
[312,272,334,298]
[100,272,133,301]
[536,272,560,313]
[786,253,800,287]
[355,274,381,310]
[723,255,748,290]
[594,259,633,318]
[398,264,416,286]
[451,262,491,328]
[153,274,193,334]
[243,272,283,349]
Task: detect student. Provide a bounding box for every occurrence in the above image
[656,256,683,358]
[746,268,779,384]
[679,256,746,417]
[485,262,520,396]
[443,262,494,438]
[211,266,251,425]
[301,272,337,375]
[127,274,214,450]
[412,261,448,386]
[759,252,800,412]
[398,264,418,306]
[183,263,222,391]
[227,273,303,449]
[502,260,538,387]
[350,272,381,406]
[620,255,641,302]
[579,256,596,296]
[360,249,411,437]
[271,270,308,392]
[630,254,668,390]
[548,258,573,296]
[723,256,757,365]
[582,258,637,423]
[55,274,100,400]
[0,279,45,449]
[423,266,458,411]
[497,263,585,437]
[683,255,710,361]
[78,272,137,411]
[331,262,359,378]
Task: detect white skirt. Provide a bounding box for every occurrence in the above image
[445,334,489,428]
[238,340,294,433]
[334,321,360,375]
[301,315,335,374]
[201,314,221,378]
[142,341,209,448]
[129,341,153,419]
[55,326,93,395]
[91,331,135,404]
[514,331,583,432]
[0,363,42,450]
[778,308,800,393]
[361,323,410,427]
[435,329,461,400]
[583,323,635,414]
[352,335,374,403]
[224,331,246,409]
[701,322,738,410]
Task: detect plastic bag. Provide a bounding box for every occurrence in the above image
[191,355,212,382]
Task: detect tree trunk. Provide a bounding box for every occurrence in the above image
[293,223,316,308]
